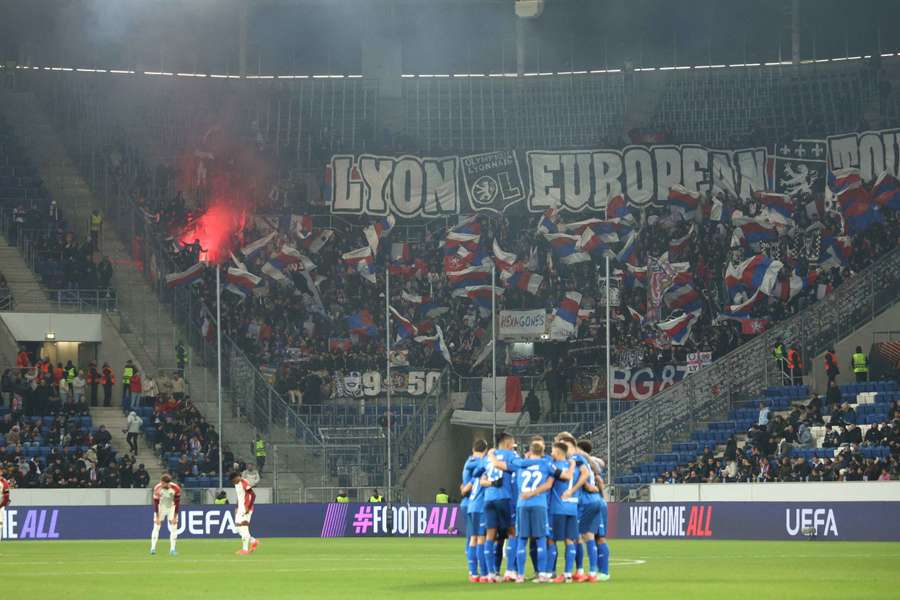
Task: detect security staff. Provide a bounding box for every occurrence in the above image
[824,349,840,384]
[89,209,103,251]
[787,346,803,386]
[435,488,449,504]
[86,361,100,406]
[253,435,266,473]
[773,342,786,384]
[214,490,228,505]
[175,341,188,373]
[335,490,350,503]
[122,360,134,405]
[368,489,384,503]
[851,346,869,383]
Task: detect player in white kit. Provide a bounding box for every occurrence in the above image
[0,475,10,540]
[231,471,258,555]
[150,474,181,556]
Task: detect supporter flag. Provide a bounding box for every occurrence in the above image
[872,170,900,211]
[836,184,882,234]
[447,264,492,289]
[544,233,591,265]
[615,230,638,266]
[471,340,493,369]
[732,217,779,247]
[667,225,694,257]
[329,338,352,352]
[450,215,481,237]
[452,285,504,313]
[827,168,862,194]
[390,242,411,264]
[577,227,615,259]
[342,246,373,266]
[724,254,783,300]
[668,185,701,218]
[230,252,247,271]
[346,310,377,337]
[445,230,481,252]
[819,235,852,270]
[357,257,377,284]
[401,291,430,305]
[721,290,766,318]
[417,326,453,363]
[606,194,630,220]
[626,306,646,327]
[656,310,699,345]
[710,198,734,224]
[389,306,418,341]
[550,291,582,338]
[663,281,703,314]
[262,245,313,281]
[443,246,477,273]
[240,231,277,260]
[740,318,770,335]
[559,218,606,236]
[364,215,396,253]
[500,268,543,295]
[537,208,559,235]
[302,229,334,254]
[769,270,818,302]
[165,262,205,288]
[755,191,795,225]
[291,215,313,239]
[492,239,518,271]
[621,263,648,288]
[224,267,261,299]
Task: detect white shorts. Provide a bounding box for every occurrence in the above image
[156,506,177,524]
[235,510,253,525]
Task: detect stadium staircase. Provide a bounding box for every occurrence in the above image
[0,90,321,497]
[593,244,900,498]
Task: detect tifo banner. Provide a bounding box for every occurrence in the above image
[609,502,900,541]
[1,504,461,540]
[572,364,689,401]
[498,309,547,338]
[328,127,900,218]
[330,370,442,399]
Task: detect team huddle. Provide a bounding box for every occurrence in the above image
[149,472,258,556]
[461,432,611,584]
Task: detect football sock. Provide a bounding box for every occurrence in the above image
[240,526,250,551]
[169,527,177,551]
[565,543,576,575]
[575,540,584,572]
[547,541,558,575]
[535,537,547,576]
[150,523,160,551]
[506,536,518,574]
[598,542,610,575]
[529,538,539,572]
[483,540,496,574]
[586,539,598,573]
[516,538,528,577]
[494,534,505,572]
[476,543,487,576]
[466,544,478,576]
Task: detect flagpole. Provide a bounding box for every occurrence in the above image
[385,265,392,504]
[216,263,223,489]
[604,255,612,493]
[491,261,497,444]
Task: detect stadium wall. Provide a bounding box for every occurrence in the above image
[808,301,900,394]
[3,501,898,541]
[649,481,900,502]
[10,487,274,506]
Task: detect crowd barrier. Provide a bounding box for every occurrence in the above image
[3,501,898,541]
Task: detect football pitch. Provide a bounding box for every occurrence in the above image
[6,538,899,599]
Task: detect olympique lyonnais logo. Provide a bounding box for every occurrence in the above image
[628,504,714,538]
[352,505,459,536]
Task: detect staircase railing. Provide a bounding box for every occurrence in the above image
[592,245,900,486]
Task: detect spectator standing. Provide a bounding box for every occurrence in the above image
[824,348,840,384]
[787,345,803,386]
[851,346,869,383]
[71,370,86,405]
[757,401,770,426]
[101,362,115,407]
[125,410,143,454]
[171,373,185,402]
[128,370,142,412]
[143,374,159,406]
[86,362,100,406]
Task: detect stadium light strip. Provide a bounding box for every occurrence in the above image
[4,51,900,81]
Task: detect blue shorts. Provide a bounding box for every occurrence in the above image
[484,499,512,532]
[517,505,549,539]
[597,501,608,537]
[579,503,603,535]
[551,514,578,541]
[466,511,486,537]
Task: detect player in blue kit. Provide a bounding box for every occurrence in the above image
[575,439,611,582]
[480,433,518,582]
[490,439,556,583]
[548,441,586,583]
[459,439,488,582]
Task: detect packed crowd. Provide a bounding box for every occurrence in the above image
[658,395,900,484]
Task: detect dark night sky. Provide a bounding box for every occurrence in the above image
[1,0,897,74]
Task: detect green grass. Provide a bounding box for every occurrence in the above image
[6,538,900,599]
